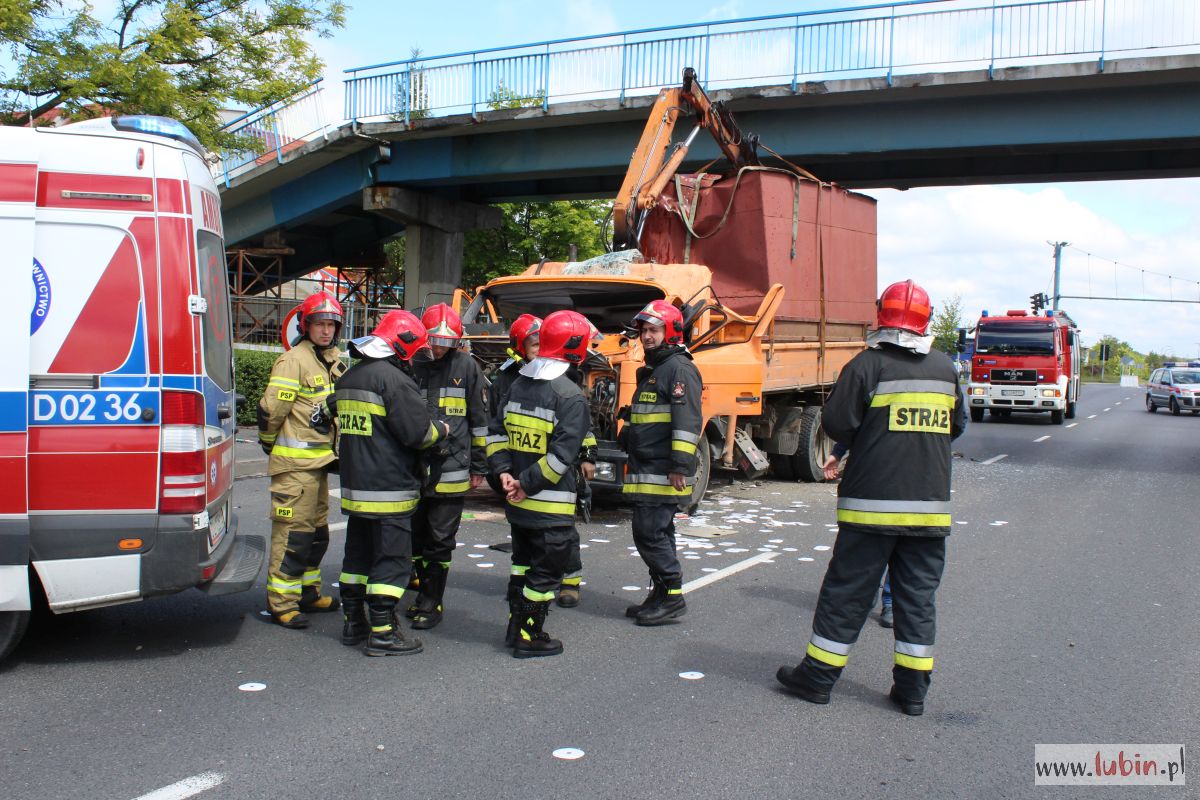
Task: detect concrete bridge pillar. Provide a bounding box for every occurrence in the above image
[364,186,502,310]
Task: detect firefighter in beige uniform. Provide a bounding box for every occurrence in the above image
[257,291,347,629]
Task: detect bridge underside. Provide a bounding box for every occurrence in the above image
[221,55,1200,289]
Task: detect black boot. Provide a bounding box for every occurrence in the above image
[340,596,368,646]
[512,598,563,659]
[411,563,447,630]
[404,561,426,618]
[504,575,524,648]
[624,579,664,618]
[365,599,423,656]
[635,583,686,626]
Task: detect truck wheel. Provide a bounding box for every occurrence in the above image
[1065,401,1076,419]
[1146,395,1157,413]
[681,432,711,515]
[1170,397,1182,416]
[1050,409,1064,425]
[969,407,984,423]
[0,610,30,665]
[794,406,831,483]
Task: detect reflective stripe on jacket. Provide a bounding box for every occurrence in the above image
[330,357,442,518]
[821,345,965,536]
[257,340,345,475]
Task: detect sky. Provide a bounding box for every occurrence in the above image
[93,0,1200,357]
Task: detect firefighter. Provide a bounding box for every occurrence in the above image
[620,300,702,626]
[776,279,965,716]
[486,310,592,658]
[329,310,449,656]
[486,313,541,414]
[405,304,489,630]
[257,291,347,629]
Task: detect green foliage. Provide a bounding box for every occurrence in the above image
[0,0,346,150]
[462,200,609,289]
[392,48,430,122]
[486,80,545,110]
[929,293,964,355]
[234,348,280,425]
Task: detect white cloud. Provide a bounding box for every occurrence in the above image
[870,180,1200,357]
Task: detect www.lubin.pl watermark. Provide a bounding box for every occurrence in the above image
[1035,744,1186,786]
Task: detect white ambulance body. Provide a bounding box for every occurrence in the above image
[0,116,265,662]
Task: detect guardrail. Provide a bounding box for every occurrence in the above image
[342,0,1199,123]
[215,0,1199,177]
[214,80,330,187]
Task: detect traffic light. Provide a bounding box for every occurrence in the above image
[1098,343,1111,361]
[1030,292,1048,312]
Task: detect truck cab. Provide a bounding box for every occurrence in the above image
[967,309,1081,424]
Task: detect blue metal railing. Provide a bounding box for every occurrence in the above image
[216,0,1200,178]
[215,80,330,187]
[342,0,1199,122]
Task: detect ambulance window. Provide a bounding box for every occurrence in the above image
[196,231,233,391]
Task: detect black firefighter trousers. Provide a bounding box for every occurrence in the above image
[339,514,414,604]
[631,502,683,589]
[796,528,946,701]
[413,496,464,567]
[510,525,573,601]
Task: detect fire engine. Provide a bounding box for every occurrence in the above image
[0,115,265,663]
[967,308,1081,424]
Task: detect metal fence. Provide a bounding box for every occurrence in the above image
[214,80,331,187]
[342,0,1200,123]
[233,295,404,347]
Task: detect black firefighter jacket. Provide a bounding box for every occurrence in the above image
[486,372,589,529]
[329,356,443,518]
[619,345,703,504]
[821,343,966,536]
[412,349,488,497]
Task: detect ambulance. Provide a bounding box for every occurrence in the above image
[0,115,265,663]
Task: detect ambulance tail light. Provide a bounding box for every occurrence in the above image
[160,390,207,515]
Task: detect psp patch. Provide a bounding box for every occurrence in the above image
[671,381,686,398]
[889,404,951,434]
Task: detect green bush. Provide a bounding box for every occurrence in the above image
[234,349,281,425]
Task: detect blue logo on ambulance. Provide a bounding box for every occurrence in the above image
[31,257,51,334]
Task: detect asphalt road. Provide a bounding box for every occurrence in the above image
[2,383,1196,799]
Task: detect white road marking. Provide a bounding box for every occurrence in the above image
[980,454,1008,465]
[1087,414,1097,419]
[1034,435,1051,443]
[1103,407,1112,412]
[329,522,347,532]
[1115,402,1122,405]
[1066,423,1078,428]
[132,772,224,800]
[683,551,777,593]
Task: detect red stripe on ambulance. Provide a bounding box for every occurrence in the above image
[37,172,155,211]
[0,163,36,203]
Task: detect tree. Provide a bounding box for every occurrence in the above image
[0,0,346,150]
[929,293,964,354]
[486,80,545,111]
[461,200,609,289]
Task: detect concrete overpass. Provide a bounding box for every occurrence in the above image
[219,12,1200,303]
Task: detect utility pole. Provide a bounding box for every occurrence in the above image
[1048,241,1069,311]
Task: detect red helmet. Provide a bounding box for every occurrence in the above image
[421,303,463,348]
[508,313,542,360]
[368,310,428,361]
[538,310,593,364]
[877,279,932,335]
[633,299,685,345]
[299,291,343,335]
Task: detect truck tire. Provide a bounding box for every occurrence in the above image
[1050,409,1064,425]
[681,432,711,515]
[0,610,30,665]
[1065,401,1076,419]
[769,452,796,481]
[793,406,831,483]
[969,407,985,423]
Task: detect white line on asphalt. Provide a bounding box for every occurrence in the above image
[980,454,1008,465]
[1034,435,1051,442]
[330,522,347,532]
[132,772,224,800]
[1066,423,1078,428]
[1115,402,1122,405]
[1103,407,1112,412]
[1087,414,1097,419]
[683,551,777,594]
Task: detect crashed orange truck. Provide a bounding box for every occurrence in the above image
[458,70,879,510]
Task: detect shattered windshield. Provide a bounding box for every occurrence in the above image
[484,280,666,333]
